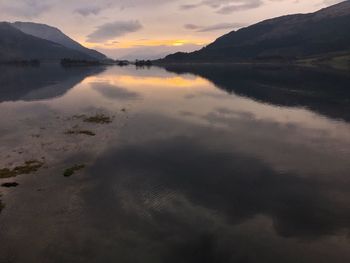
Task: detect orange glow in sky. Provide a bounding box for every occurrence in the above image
[83,39,209,49]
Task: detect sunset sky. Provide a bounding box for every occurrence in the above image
[0,0,343,59]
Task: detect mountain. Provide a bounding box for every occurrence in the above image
[162,0,350,63]
[0,22,107,62]
[12,22,106,60]
[0,22,98,61]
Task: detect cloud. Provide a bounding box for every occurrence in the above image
[180,3,200,10]
[0,0,54,18]
[217,0,263,14]
[322,0,344,4]
[180,0,264,14]
[73,1,115,16]
[184,24,201,30]
[184,22,247,32]
[115,0,178,9]
[87,20,143,43]
[74,6,103,16]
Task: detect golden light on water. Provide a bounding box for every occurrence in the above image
[86,74,210,89]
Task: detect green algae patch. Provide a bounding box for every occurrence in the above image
[0,160,44,179]
[63,165,86,177]
[65,130,96,136]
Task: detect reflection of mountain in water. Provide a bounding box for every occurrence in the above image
[164,65,350,122]
[0,65,105,102]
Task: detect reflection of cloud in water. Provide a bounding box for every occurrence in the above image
[185,91,231,100]
[83,135,350,262]
[91,82,141,100]
[215,107,255,119]
[179,111,196,117]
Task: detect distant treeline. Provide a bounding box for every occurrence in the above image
[60,58,104,67]
[135,60,152,67]
[61,59,153,67]
[0,58,154,68]
[115,60,129,66]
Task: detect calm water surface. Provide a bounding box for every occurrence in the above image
[1,65,350,263]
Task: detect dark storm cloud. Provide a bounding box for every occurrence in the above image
[86,20,143,43]
[184,22,246,32]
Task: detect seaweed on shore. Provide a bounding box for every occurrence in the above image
[83,114,113,124]
[0,160,44,179]
[63,165,86,177]
[73,114,113,124]
[65,130,96,136]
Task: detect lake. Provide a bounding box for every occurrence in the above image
[1,64,350,263]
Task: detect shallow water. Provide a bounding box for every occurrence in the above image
[1,64,350,263]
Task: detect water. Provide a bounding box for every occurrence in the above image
[1,64,350,263]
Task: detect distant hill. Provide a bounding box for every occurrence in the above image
[0,22,105,62]
[161,1,350,63]
[12,22,106,60]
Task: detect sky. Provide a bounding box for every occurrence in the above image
[0,0,344,59]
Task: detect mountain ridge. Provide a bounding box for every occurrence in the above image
[161,0,350,63]
[12,22,106,60]
[0,22,106,62]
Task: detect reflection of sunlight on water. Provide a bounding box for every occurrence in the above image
[85,75,210,89]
